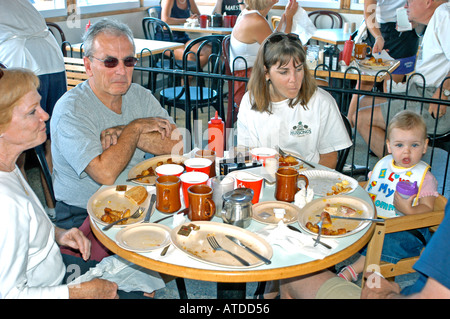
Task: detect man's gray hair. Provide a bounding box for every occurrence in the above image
[82,18,135,57]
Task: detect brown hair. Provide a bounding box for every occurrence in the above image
[386,110,428,141]
[247,32,317,114]
[0,68,40,134]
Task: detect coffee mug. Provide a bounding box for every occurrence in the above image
[195,149,216,177]
[354,43,372,60]
[155,164,184,177]
[180,171,209,208]
[187,184,215,221]
[275,167,309,202]
[156,175,181,213]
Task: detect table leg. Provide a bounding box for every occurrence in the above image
[217,283,246,299]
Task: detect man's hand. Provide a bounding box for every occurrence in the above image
[55,227,91,261]
[101,125,124,150]
[131,117,173,139]
[361,271,402,299]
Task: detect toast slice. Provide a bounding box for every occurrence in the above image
[125,186,148,205]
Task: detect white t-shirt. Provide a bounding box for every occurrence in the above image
[0,167,68,299]
[376,0,407,23]
[0,0,65,75]
[414,2,450,88]
[237,88,352,163]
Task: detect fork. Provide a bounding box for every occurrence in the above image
[207,236,250,266]
[314,216,325,247]
[278,146,315,168]
[102,207,143,231]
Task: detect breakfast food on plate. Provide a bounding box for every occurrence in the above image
[361,56,390,67]
[125,186,148,205]
[327,179,352,195]
[135,157,185,180]
[100,207,131,224]
[279,155,299,167]
[305,203,363,235]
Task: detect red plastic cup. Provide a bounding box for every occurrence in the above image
[180,172,209,207]
[230,15,237,27]
[250,147,278,166]
[184,158,212,175]
[199,15,209,28]
[155,164,184,177]
[223,16,232,28]
[235,172,263,204]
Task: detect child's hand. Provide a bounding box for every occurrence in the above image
[393,191,415,215]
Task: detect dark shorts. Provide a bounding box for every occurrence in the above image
[55,200,88,230]
[365,22,420,60]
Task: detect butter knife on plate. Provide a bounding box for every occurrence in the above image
[315,215,384,223]
[144,194,156,223]
[225,235,271,264]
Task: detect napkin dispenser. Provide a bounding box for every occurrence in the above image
[219,156,262,175]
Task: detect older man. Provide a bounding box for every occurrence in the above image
[51,19,183,231]
[356,0,450,158]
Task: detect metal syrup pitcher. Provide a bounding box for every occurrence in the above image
[220,188,254,228]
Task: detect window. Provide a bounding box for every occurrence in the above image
[77,0,140,14]
[269,0,340,10]
[31,0,66,18]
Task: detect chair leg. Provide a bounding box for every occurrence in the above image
[175,277,188,299]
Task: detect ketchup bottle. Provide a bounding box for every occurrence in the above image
[208,111,224,157]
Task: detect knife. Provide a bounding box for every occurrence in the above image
[315,215,385,223]
[287,225,332,249]
[153,207,189,224]
[225,235,271,265]
[144,194,156,223]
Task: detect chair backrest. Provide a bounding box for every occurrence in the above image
[142,17,173,41]
[46,22,67,56]
[222,35,232,76]
[183,35,225,72]
[308,10,343,29]
[336,114,352,172]
[148,6,162,19]
[271,16,281,29]
[34,144,56,206]
[64,57,88,90]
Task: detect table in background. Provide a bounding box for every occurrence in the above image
[311,28,351,45]
[66,39,185,58]
[168,25,233,35]
[90,169,376,298]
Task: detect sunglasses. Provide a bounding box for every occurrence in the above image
[268,32,301,44]
[89,56,138,68]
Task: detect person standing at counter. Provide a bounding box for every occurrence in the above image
[213,0,245,16]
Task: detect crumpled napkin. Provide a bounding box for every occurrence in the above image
[69,255,165,293]
[294,185,314,209]
[255,221,338,259]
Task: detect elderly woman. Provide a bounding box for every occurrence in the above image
[0,68,118,298]
[237,33,352,169]
[227,0,298,127]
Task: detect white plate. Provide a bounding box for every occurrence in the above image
[252,201,300,225]
[297,195,375,238]
[170,221,272,268]
[115,223,171,252]
[302,170,358,196]
[127,155,187,185]
[87,185,152,227]
[356,59,396,71]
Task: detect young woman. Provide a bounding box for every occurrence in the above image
[237,32,352,169]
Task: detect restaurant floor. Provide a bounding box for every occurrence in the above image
[25,101,448,299]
